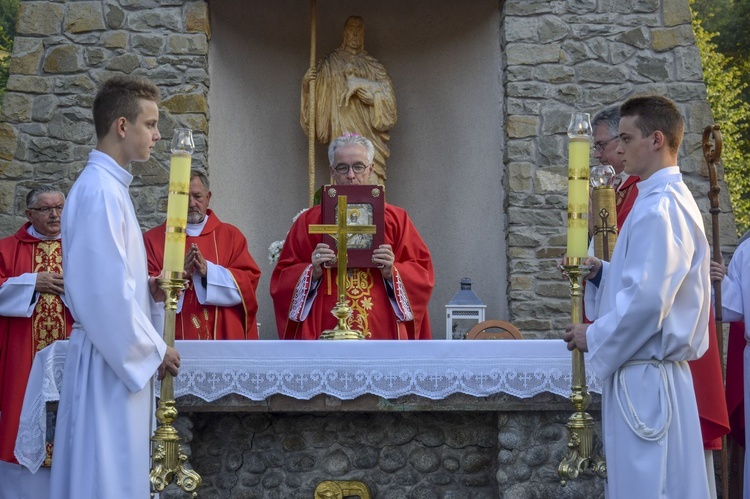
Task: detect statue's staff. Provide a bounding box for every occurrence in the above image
[702,124,728,499]
[307,0,317,207]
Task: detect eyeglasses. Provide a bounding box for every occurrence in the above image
[29,205,64,215]
[333,163,368,175]
[593,136,619,153]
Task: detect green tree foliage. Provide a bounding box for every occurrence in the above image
[692,8,750,235]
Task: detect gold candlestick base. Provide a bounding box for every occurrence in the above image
[150,278,202,496]
[319,301,368,340]
[558,259,606,485]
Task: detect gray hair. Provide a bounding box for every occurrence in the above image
[26,186,65,209]
[190,170,210,191]
[591,105,621,137]
[328,134,375,165]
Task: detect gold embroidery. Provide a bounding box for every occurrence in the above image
[345,269,374,336]
[31,241,66,356]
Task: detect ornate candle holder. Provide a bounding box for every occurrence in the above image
[558,257,607,485]
[150,129,202,496]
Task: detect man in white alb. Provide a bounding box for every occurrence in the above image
[563,95,711,497]
[50,75,180,499]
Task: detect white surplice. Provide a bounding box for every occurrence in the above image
[50,150,166,499]
[718,237,750,499]
[584,167,710,498]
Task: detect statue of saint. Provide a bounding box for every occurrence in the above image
[301,16,397,185]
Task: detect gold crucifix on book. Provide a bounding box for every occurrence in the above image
[309,195,376,339]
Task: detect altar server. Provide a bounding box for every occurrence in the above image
[563,95,711,497]
[50,75,180,499]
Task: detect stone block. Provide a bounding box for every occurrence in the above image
[509,275,534,291]
[1,93,33,122]
[105,53,141,73]
[16,2,64,36]
[0,125,18,161]
[101,31,128,49]
[31,94,58,122]
[43,45,82,74]
[128,10,181,32]
[663,0,692,26]
[105,4,125,29]
[534,169,567,193]
[6,75,53,94]
[505,0,554,16]
[652,25,694,52]
[84,47,108,66]
[162,93,208,114]
[0,181,16,213]
[504,18,539,43]
[179,114,209,134]
[167,34,208,55]
[508,162,534,192]
[48,111,94,144]
[9,38,44,75]
[0,160,32,180]
[185,1,211,36]
[577,61,628,84]
[636,55,670,81]
[132,34,164,56]
[54,75,97,95]
[506,115,538,139]
[675,46,704,82]
[506,43,562,66]
[617,27,649,49]
[65,2,106,34]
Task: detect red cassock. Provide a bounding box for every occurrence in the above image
[0,223,73,464]
[690,308,731,449]
[270,204,434,340]
[143,210,261,340]
[725,321,745,447]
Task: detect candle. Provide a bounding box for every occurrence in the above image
[162,129,195,277]
[566,113,591,259]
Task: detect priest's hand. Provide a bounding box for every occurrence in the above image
[373,244,395,281]
[148,275,166,302]
[158,346,181,380]
[311,243,335,281]
[35,271,64,295]
[563,324,589,352]
[185,244,208,278]
[710,258,726,283]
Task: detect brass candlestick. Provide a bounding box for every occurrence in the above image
[309,195,376,340]
[558,257,606,485]
[150,276,201,497]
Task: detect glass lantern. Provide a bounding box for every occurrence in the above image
[445,278,486,340]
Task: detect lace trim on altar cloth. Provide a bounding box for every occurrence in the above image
[15,340,602,474]
[289,265,313,321]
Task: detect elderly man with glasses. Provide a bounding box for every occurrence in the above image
[271,134,434,340]
[0,185,73,496]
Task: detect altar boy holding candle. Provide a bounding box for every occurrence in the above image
[562,95,711,497]
[50,75,181,499]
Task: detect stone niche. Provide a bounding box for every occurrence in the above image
[0,0,737,340]
[160,393,604,498]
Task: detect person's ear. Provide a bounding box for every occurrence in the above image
[652,130,666,150]
[114,117,127,139]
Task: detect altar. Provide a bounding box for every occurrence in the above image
[17,340,605,498]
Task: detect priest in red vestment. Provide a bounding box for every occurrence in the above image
[271,134,434,340]
[144,171,261,340]
[0,186,73,467]
[592,104,729,487]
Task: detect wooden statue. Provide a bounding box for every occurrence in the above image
[301,16,397,185]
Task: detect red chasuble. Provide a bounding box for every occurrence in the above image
[271,204,434,340]
[143,210,261,340]
[615,175,639,229]
[725,321,745,446]
[0,223,73,464]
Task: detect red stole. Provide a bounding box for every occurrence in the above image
[143,210,261,340]
[615,175,639,229]
[0,223,73,464]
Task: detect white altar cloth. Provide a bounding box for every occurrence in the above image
[15,339,601,473]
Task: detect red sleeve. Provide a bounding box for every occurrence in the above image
[384,205,434,339]
[143,225,166,278]
[218,225,261,339]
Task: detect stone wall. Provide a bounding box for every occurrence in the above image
[158,393,605,498]
[0,0,738,339]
